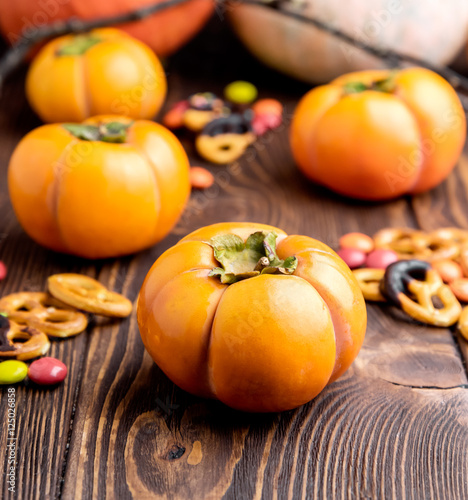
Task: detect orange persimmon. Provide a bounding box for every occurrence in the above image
[137,222,367,412]
[26,28,167,123]
[8,115,190,259]
[290,68,466,200]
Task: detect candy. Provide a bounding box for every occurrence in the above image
[0,360,28,384]
[28,357,67,385]
[339,232,374,253]
[449,278,468,303]
[432,259,463,283]
[252,98,283,117]
[224,81,258,105]
[0,261,6,281]
[366,249,398,269]
[190,167,214,189]
[162,100,189,129]
[337,248,367,269]
[252,113,282,136]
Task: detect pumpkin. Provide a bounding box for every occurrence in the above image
[229,0,468,84]
[8,115,190,259]
[137,222,367,412]
[26,28,167,123]
[290,68,466,200]
[0,0,213,57]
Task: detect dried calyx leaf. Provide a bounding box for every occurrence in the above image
[63,121,132,143]
[56,34,102,56]
[343,72,397,95]
[208,231,297,284]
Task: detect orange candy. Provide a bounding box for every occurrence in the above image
[252,98,283,117]
[432,259,463,283]
[190,167,214,189]
[339,232,374,253]
[449,278,468,303]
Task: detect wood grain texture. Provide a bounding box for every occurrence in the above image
[0,20,467,500]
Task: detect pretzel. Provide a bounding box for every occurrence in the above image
[429,227,468,247]
[48,274,133,318]
[458,244,468,278]
[0,292,88,338]
[373,228,459,261]
[381,260,462,327]
[0,315,50,360]
[457,306,468,341]
[353,268,386,302]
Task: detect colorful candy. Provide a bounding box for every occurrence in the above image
[251,98,283,117]
[0,261,6,281]
[0,360,28,384]
[224,81,258,105]
[339,232,374,253]
[28,357,67,385]
[432,259,463,283]
[449,278,468,303]
[162,100,189,130]
[190,167,214,189]
[365,249,398,269]
[337,248,367,269]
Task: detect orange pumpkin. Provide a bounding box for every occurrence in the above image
[229,0,468,84]
[0,0,213,57]
[26,28,167,123]
[8,115,190,259]
[290,68,467,200]
[137,222,367,412]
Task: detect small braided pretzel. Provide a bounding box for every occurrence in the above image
[0,315,50,360]
[353,268,386,302]
[373,228,458,261]
[457,306,468,341]
[0,292,88,338]
[381,260,462,327]
[48,274,133,318]
[430,227,468,247]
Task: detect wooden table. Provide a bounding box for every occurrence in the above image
[1,19,467,500]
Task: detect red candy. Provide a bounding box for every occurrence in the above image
[337,248,367,269]
[0,261,6,281]
[28,357,67,385]
[365,249,398,269]
[252,113,282,135]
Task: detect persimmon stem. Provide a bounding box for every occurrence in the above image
[63,121,132,143]
[208,231,297,284]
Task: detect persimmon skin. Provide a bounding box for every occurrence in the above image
[137,223,367,412]
[8,117,190,259]
[26,28,167,123]
[290,68,466,200]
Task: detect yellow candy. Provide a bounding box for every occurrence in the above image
[224,81,258,105]
[0,360,28,384]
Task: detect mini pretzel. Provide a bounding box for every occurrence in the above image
[353,268,386,302]
[381,260,462,327]
[0,292,88,338]
[373,228,458,261]
[458,244,468,277]
[0,315,50,360]
[48,274,133,318]
[457,306,468,341]
[430,227,468,247]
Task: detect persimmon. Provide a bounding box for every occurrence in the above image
[26,28,167,123]
[8,116,190,259]
[137,222,367,412]
[290,68,466,200]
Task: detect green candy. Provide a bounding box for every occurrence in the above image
[0,360,28,385]
[224,81,258,105]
